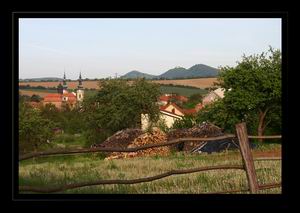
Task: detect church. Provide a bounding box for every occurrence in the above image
[43,73,84,109]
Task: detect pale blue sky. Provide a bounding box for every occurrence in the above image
[19,18,281,79]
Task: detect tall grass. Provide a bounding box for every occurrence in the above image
[19,148,281,194]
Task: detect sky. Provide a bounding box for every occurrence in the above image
[19,18,281,79]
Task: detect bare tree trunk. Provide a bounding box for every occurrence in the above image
[257,108,269,142]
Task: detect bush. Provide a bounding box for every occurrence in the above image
[54,134,76,144]
[172,116,195,129]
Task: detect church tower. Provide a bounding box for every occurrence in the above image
[76,72,84,102]
[62,72,68,94]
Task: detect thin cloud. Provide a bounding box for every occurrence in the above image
[24,43,71,56]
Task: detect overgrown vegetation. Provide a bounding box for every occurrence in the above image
[19,101,56,154]
[19,145,281,194]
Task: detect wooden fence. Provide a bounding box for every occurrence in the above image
[19,122,282,194]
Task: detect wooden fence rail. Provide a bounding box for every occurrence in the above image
[19,122,282,194]
[19,134,282,161]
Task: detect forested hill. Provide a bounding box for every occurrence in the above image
[120,70,157,79]
[121,64,219,79]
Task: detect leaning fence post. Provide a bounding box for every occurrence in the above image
[235,122,259,193]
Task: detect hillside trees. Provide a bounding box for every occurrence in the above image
[196,47,281,140]
[82,79,161,145]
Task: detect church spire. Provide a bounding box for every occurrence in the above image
[78,72,83,89]
[62,71,68,93]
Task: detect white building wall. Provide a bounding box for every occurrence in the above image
[141,112,182,130]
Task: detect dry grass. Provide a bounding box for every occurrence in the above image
[19,90,54,97]
[19,150,281,194]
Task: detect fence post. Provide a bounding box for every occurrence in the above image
[235,122,259,193]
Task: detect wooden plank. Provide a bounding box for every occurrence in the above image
[248,135,281,139]
[236,122,259,193]
[19,134,236,161]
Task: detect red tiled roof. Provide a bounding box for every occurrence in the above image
[160,109,183,118]
[159,95,170,102]
[159,102,197,116]
[44,94,62,102]
[173,95,188,102]
[43,93,77,103]
[182,108,197,115]
[159,102,185,116]
[158,95,188,102]
[159,105,168,111]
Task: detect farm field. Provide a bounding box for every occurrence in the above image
[19,85,207,98]
[19,78,218,90]
[160,85,208,97]
[19,89,98,98]
[152,78,218,89]
[19,142,281,194]
[19,89,56,98]
[19,81,100,89]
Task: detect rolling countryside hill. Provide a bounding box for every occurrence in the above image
[120,70,156,79]
[120,64,219,79]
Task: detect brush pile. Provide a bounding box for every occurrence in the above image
[104,127,170,160]
[167,122,239,153]
[94,128,144,150]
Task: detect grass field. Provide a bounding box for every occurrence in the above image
[19,142,281,194]
[19,78,218,90]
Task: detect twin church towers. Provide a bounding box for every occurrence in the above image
[57,72,84,102]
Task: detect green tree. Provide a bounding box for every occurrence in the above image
[196,100,240,133]
[172,115,196,129]
[199,47,281,140]
[19,101,56,153]
[82,79,161,145]
[183,93,203,109]
[30,94,42,102]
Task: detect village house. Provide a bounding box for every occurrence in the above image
[43,72,85,109]
[141,102,199,130]
[202,87,225,106]
[158,94,188,106]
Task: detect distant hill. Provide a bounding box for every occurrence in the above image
[20,77,63,82]
[121,64,219,80]
[158,66,187,79]
[159,64,219,79]
[120,70,157,79]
